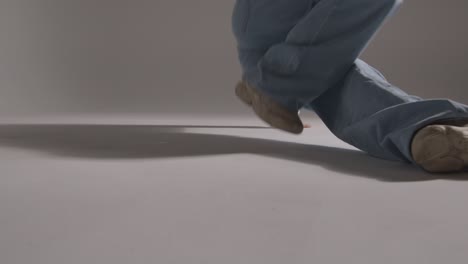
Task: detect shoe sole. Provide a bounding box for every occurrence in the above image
[411,125,468,173]
[235,81,303,134]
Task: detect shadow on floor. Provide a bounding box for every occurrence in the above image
[0,124,466,182]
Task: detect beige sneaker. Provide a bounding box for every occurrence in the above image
[235,81,304,134]
[411,124,468,173]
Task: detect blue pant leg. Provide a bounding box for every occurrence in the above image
[232,0,312,110]
[232,0,311,76]
[309,59,468,164]
[254,0,402,110]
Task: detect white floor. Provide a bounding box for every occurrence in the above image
[1,115,468,264]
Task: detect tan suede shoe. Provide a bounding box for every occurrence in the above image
[411,124,468,173]
[235,81,304,134]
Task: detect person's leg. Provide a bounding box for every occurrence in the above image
[232,0,313,133]
[232,0,403,111]
[307,59,468,171]
[232,0,311,100]
[232,0,468,172]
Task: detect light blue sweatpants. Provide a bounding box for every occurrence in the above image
[232,0,468,165]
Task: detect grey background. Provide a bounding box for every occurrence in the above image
[0,0,467,117]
